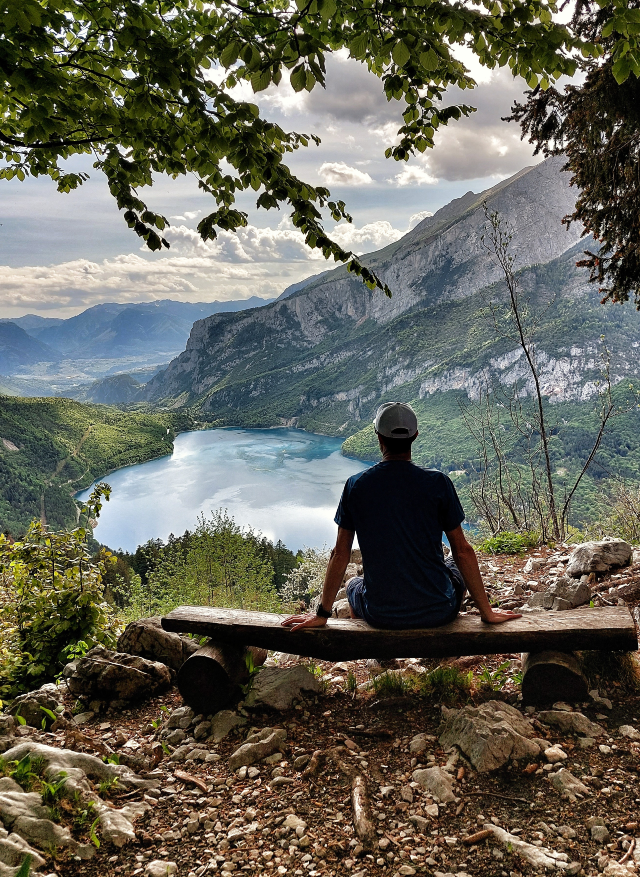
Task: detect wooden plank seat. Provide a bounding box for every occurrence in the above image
[162,605,637,712]
[162,605,637,662]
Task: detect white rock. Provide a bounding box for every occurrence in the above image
[566,539,632,577]
[411,766,455,803]
[283,814,307,832]
[425,803,439,817]
[545,746,568,764]
[146,860,178,876]
[209,711,246,743]
[243,666,321,710]
[551,769,590,802]
[619,725,640,741]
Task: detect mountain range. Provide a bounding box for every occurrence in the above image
[0,296,274,371]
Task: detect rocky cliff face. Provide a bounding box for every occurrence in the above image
[144,157,639,430]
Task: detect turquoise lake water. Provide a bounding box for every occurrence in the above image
[77,428,373,553]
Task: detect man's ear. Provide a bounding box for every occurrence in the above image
[377,433,386,453]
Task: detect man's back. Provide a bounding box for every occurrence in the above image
[334,461,464,628]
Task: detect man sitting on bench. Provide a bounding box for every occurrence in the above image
[283,401,521,631]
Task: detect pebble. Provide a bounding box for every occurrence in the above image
[146,861,178,876]
[544,745,568,764]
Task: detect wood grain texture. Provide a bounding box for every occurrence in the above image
[177,642,267,715]
[161,606,637,661]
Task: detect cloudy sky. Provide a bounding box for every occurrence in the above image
[0,50,551,319]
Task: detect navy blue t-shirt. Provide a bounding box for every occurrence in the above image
[334,461,465,628]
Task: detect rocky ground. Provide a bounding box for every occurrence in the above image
[2,542,640,877]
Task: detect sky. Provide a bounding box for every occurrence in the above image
[0,49,555,319]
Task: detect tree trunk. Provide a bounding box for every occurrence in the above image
[521,650,588,705]
[177,640,267,715]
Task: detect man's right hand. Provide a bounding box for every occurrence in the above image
[480,608,522,624]
[281,613,328,631]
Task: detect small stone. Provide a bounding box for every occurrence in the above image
[551,768,590,802]
[400,785,414,803]
[544,745,568,764]
[398,866,416,876]
[293,754,310,770]
[425,803,439,817]
[378,838,390,850]
[165,729,186,746]
[271,776,295,787]
[590,824,610,843]
[146,861,178,877]
[619,725,640,740]
[194,721,211,740]
[209,710,246,743]
[247,766,260,779]
[412,766,455,802]
[409,733,434,754]
[379,786,394,798]
[577,737,595,749]
[598,744,612,755]
[344,739,358,751]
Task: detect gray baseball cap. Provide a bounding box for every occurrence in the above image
[373,402,418,439]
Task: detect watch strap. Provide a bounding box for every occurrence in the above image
[315,603,332,618]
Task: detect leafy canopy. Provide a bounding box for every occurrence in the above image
[508,0,640,308]
[1,0,587,296]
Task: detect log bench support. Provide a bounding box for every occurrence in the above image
[162,605,637,709]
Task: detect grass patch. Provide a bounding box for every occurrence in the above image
[419,665,472,703]
[370,671,412,698]
[476,531,539,555]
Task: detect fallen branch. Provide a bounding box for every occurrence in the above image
[302,747,377,850]
[464,790,531,804]
[174,770,208,794]
[619,838,636,865]
[351,774,377,848]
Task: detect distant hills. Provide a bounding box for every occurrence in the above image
[0,322,61,372]
[0,396,191,535]
[0,296,274,371]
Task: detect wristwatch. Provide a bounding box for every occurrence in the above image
[315,603,331,619]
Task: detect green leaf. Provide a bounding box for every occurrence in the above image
[392,41,411,68]
[612,55,633,83]
[419,49,439,71]
[290,66,307,92]
[15,855,32,877]
[349,33,368,59]
[251,68,272,93]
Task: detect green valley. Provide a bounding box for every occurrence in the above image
[0,397,192,535]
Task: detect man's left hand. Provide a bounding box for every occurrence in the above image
[481,609,522,624]
[281,613,328,631]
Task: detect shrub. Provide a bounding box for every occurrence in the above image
[419,665,472,703]
[476,530,539,555]
[280,547,329,608]
[115,510,281,620]
[0,485,118,698]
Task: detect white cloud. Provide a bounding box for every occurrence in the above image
[330,220,404,253]
[318,162,373,186]
[392,165,438,187]
[0,217,409,312]
[408,210,433,229]
[170,210,202,222]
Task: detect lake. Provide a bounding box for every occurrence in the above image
[77,428,374,553]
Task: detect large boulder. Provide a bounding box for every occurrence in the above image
[117,616,200,671]
[438,700,542,772]
[566,539,632,577]
[66,647,173,703]
[244,666,321,710]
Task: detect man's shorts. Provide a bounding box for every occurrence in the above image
[346,556,466,625]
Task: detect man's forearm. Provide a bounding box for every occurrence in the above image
[450,542,495,621]
[319,547,350,613]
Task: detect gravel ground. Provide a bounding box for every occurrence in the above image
[21,547,640,877]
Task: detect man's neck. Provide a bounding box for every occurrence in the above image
[381,450,412,462]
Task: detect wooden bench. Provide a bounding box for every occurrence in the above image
[161,605,638,713]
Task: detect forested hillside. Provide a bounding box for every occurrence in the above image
[0,398,192,535]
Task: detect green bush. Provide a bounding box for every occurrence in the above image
[0,485,118,699]
[476,530,539,555]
